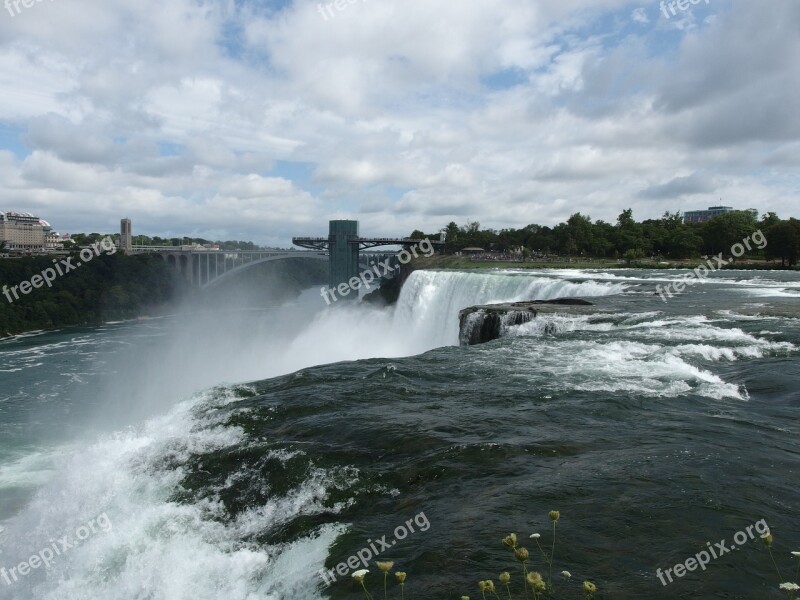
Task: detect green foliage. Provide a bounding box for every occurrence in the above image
[765,219,800,267]
[700,211,759,256]
[428,208,789,263]
[761,212,782,229]
[623,248,645,265]
[0,253,186,336]
[68,233,111,247]
[75,232,264,251]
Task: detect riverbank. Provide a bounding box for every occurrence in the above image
[412,255,796,271]
[0,253,184,339]
[0,253,326,339]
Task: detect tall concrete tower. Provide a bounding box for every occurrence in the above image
[328,220,360,293]
[120,218,132,253]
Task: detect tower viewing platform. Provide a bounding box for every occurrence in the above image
[293,220,438,293]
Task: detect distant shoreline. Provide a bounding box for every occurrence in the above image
[412,255,798,271]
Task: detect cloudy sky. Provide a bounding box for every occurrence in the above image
[0,0,798,246]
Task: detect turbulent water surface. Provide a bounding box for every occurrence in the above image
[0,269,798,599]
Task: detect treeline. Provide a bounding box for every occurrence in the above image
[68,233,263,251]
[413,210,800,266]
[0,253,185,337]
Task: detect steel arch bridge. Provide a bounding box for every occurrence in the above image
[126,219,440,293]
[131,247,397,289]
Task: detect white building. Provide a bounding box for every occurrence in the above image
[0,211,54,252]
[45,229,64,251]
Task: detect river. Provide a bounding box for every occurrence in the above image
[0,268,798,599]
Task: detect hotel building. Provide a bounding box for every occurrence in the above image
[0,211,53,252]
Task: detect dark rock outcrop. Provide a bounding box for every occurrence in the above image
[458,298,596,345]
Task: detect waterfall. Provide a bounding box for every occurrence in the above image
[391,270,627,347]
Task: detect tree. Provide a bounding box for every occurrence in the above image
[761,212,781,229]
[623,248,645,265]
[663,228,703,259]
[444,222,460,240]
[617,208,635,229]
[766,219,800,267]
[702,211,758,257]
[657,211,703,258]
[615,209,649,256]
[464,221,481,235]
[590,220,616,257]
[565,213,594,255]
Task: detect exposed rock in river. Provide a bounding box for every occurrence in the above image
[458,298,596,346]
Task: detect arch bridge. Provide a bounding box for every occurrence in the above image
[131,246,399,289]
[128,219,439,293]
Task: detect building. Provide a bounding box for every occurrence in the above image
[683,206,759,224]
[45,229,64,251]
[0,211,52,252]
[120,218,132,253]
[328,220,359,291]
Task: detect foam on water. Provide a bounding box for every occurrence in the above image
[511,313,795,355]
[501,309,797,401]
[0,387,353,600]
[498,338,749,400]
[0,449,67,492]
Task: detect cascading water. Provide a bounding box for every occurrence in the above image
[389,269,627,348]
[1,268,798,600]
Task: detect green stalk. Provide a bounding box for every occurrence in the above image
[768,546,783,583]
[548,521,557,599]
[521,564,530,599]
[360,580,374,600]
[534,539,549,565]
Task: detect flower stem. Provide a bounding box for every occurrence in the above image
[548,521,557,599]
[534,539,549,564]
[360,580,374,600]
[383,572,387,600]
[768,546,783,583]
[522,564,531,599]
